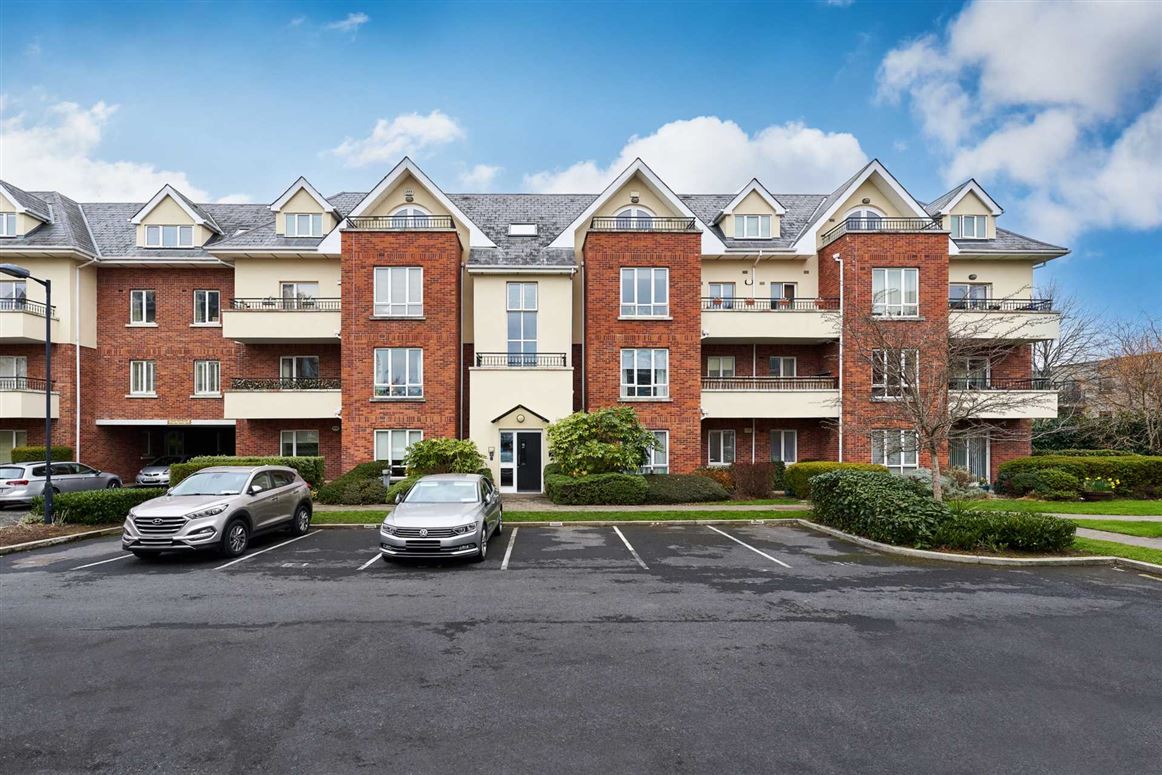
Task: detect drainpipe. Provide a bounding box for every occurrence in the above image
[832,252,844,462]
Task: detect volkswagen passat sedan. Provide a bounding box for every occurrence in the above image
[0,461,122,506]
[379,474,502,563]
[134,455,190,486]
[122,465,312,559]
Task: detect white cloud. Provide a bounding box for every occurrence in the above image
[0,99,239,202]
[326,12,369,33]
[823,0,855,6]
[289,16,306,27]
[524,116,867,193]
[328,110,465,168]
[458,164,502,191]
[946,110,1080,187]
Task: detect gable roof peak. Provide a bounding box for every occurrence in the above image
[270,176,338,214]
[0,179,53,223]
[716,178,787,222]
[927,178,1004,216]
[129,184,222,234]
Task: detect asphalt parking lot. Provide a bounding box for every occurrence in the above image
[2,523,1160,774]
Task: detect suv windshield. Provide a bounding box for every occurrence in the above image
[405,480,480,504]
[170,471,250,496]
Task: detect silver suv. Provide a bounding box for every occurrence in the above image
[122,465,312,559]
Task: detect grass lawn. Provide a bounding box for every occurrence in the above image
[965,499,1162,517]
[1071,519,1162,538]
[313,509,808,525]
[1073,537,1162,567]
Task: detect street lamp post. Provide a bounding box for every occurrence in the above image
[0,264,54,524]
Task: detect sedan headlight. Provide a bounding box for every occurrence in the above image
[380,523,397,535]
[451,523,477,535]
[186,503,228,520]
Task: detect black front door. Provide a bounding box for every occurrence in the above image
[516,432,542,492]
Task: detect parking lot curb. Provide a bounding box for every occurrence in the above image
[0,527,121,556]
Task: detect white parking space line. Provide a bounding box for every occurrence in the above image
[501,527,518,570]
[214,530,319,571]
[705,525,792,569]
[70,553,133,571]
[358,553,381,571]
[612,526,649,570]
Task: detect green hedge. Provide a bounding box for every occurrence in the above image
[642,474,729,504]
[933,510,1076,553]
[996,455,1162,498]
[31,487,165,525]
[784,461,889,499]
[545,472,647,505]
[317,462,391,505]
[11,446,73,464]
[810,470,947,547]
[170,456,325,489]
[1004,468,1080,500]
[1031,449,1135,457]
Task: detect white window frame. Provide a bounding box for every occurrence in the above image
[0,355,27,389]
[193,360,220,396]
[374,348,424,399]
[872,349,919,399]
[951,214,987,240]
[130,360,156,396]
[0,280,27,304]
[707,281,736,309]
[620,268,669,317]
[145,224,194,248]
[193,289,220,325]
[615,206,654,230]
[284,213,323,238]
[506,282,538,363]
[950,432,990,481]
[620,348,669,399]
[375,429,423,480]
[0,213,17,237]
[951,356,991,389]
[0,429,28,464]
[949,282,992,309]
[769,356,797,378]
[280,356,320,382]
[640,430,669,474]
[706,356,735,378]
[844,206,885,231]
[708,429,736,467]
[280,281,320,309]
[390,206,431,227]
[872,267,919,317]
[871,430,919,474]
[771,282,797,308]
[771,429,798,464]
[280,429,319,457]
[734,213,772,239]
[373,266,423,317]
[130,289,156,325]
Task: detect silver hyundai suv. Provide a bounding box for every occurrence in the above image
[122,465,312,559]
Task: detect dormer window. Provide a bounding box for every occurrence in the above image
[615,207,653,230]
[844,207,884,231]
[950,215,987,239]
[734,214,772,239]
[391,206,430,228]
[285,213,323,237]
[145,225,194,248]
[0,213,16,237]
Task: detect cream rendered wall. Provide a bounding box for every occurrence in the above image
[718,189,782,239]
[948,190,998,239]
[594,175,681,219]
[468,373,572,485]
[135,195,212,247]
[15,257,87,347]
[472,273,573,356]
[833,179,907,220]
[77,263,98,348]
[360,171,470,257]
[232,258,341,299]
[949,259,1036,299]
[273,189,338,236]
[0,192,45,236]
[701,258,818,299]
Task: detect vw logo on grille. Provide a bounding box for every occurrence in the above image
[152,518,163,525]
[419,528,428,537]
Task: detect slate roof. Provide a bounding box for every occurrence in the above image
[924,182,969,216]
[167,187,223,234]
[210,192,364,251]
[82,202,269,258]
[452,193,597,267]
[0,191,97,255]
[1,180,53,222]
[682,193,828,251]
[953,228,1067,255]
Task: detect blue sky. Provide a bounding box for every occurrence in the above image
[2,0,1159,319]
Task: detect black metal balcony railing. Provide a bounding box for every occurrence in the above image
[230,297,341,311]
[821,217,942,244]
[345,215,455,231]
[590,216,698,232]
[700,296,841,312]
[0,376,51,391]
[948,298,1054,312]
[230,377,342,391]
[948,377,1053,390]
[0,298,54,317]
[475,352,568,368]
[702,376,838,391]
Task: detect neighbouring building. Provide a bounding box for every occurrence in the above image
[0,158,1067,488]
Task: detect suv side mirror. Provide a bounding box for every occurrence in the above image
[249,484,264,495]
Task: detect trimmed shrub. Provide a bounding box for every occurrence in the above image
[317,462,392,505]
[11,446,73,464]
[170,456,325,489]
[403,438,485,475]
[784,461,889,500]
[771,460,787,491]
[904,467,988,500]
[31,487,166,525]
[692,467,735,492]
[547,408,657,476]
[810,469,948,547]
[643,474,729,504]
[1033,468,1081,500]
[731,462,778,498]
[545,472,647,505]
[1031,449,1135,457]
[996,455,1162,499]
[933,509,1075,553]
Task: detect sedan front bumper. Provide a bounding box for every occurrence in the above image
[378,529,480,558]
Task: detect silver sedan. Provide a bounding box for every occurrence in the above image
[379,474,503,563]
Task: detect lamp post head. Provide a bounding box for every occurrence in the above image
[0,263,32,279]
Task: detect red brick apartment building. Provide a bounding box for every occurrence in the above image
[0,159,1067,489]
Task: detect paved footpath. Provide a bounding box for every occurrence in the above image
[1074,527,1162,550]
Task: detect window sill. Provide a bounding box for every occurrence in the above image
[618,315,672,321]
[125,394,158,399]
[370,397,425,403]
[126,323,158,328]
[870,315,925,321]
[619,397,672,403]
[190,394,222,399]
[369,315,425,321]
[190,323,222,328]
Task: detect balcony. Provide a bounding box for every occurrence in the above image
[223,377,342,420]
[345,215,455,231]
[949,377,1058,419]
[0,377,60,419]
[701,297,840,342]
[590,216,697,232]
[948,298,1059,342]
[821,216,942,246]
[701,376,840,419]
[221,297,341,343]
[0,299,60,344]
[474,352,568,368]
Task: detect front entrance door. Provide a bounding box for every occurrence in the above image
[516,431,542,492]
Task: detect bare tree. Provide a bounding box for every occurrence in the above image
[1097,316,1162,454]
[1031,278,1107,382]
